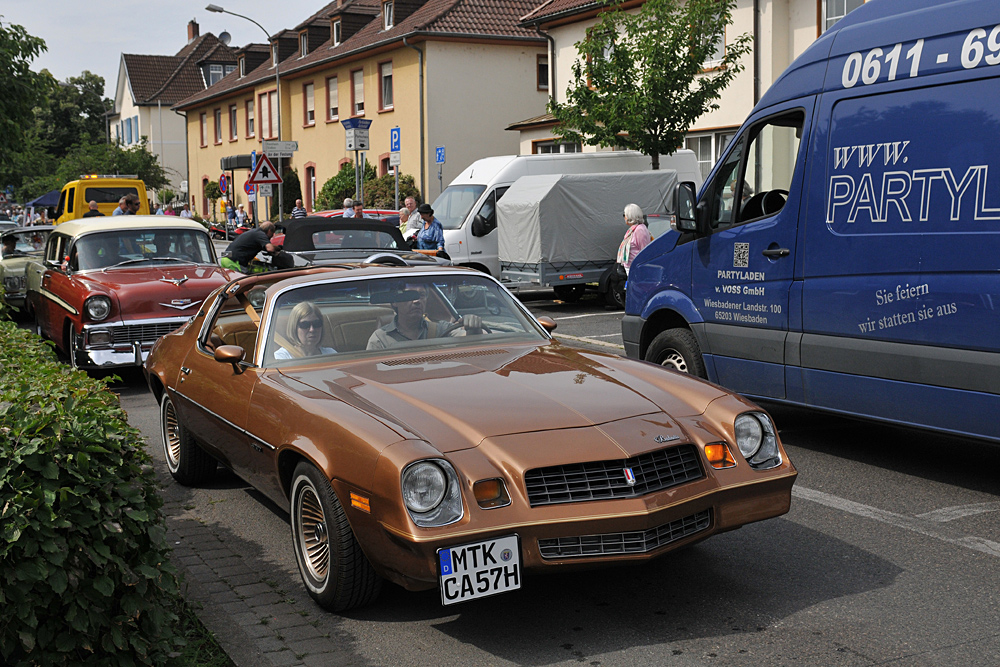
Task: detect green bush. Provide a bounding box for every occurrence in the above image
[0,321,184,665]
[363,172,421,209]
[314,160,376,210]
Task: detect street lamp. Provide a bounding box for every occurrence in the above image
[205,4,283,222]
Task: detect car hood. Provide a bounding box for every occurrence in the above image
[1,255,42,274]
[278,342,727,452]
[78,264,233,319]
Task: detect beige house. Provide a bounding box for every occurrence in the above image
[109,21,236,202]
[511,0,865,178]
[175,0,549,216]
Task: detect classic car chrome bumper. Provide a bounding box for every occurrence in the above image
[72,317,191,368]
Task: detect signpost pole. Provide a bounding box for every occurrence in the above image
[250,150,257,226]
[359,151,365,209]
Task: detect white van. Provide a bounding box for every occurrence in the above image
[431,150,701,277]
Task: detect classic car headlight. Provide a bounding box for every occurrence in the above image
[85,295,112,321]
[401,459,464,527]
[734,412,782,470]
[3,276,24,293]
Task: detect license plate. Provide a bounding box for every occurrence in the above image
[437,535,520,605]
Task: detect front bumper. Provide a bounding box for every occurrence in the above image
[621,314,644,359]
[72,316,191,368]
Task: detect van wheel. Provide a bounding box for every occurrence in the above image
[645,328,707,379]
[160,395,217,486]
[290,462,382,611]
[554,284,585,302]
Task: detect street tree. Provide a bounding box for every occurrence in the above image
[0,19,46,172]
[549,0,750,169]
[33,70,111,156]
[204,181,223,222]
[55,139,168,190]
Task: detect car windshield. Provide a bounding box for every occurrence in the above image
[261,273,545,366]
[73,229,215,271]
[2,230,49,258]
[309,228,400,251]
[431,185,486,230]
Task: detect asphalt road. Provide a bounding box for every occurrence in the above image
[106,289,1000,666]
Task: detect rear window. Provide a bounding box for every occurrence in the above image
[84,186,139,204]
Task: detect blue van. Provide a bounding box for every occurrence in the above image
[624,0,1000,442]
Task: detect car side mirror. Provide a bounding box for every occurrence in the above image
[214,344,245,374]
[471,214,492,237]
[536,316,557,333]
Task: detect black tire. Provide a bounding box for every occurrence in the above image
[645,328,707,378]
[553,284,585,302]
[604,281,626,309]
[290,462,382,611]
[160,395,217,486]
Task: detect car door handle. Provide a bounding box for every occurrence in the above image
[180,366,191,375]
[762,248,790,258]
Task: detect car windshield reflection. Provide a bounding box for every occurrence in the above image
[73,229,214,271]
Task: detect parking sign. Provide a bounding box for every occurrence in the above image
[436,146,446,164]
[390,127,400,153]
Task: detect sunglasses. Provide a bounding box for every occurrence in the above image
[297,319,323,330]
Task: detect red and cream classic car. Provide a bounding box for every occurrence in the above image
[25,217,234,368]
[144,266,796,611]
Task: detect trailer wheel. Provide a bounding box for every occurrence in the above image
[645,328,707,379]
[554,284,585,302]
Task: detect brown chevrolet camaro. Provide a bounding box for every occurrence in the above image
[144,265,796,611]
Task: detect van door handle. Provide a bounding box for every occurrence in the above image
[762,248,790,258]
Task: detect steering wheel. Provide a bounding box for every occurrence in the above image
[761,189,789,216]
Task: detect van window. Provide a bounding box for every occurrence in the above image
[55,190,67,220]
[702,110,804,230]
[84,186,139,204]
[474,186,510,235]
[433,185,487,230]
[66,188,76,214]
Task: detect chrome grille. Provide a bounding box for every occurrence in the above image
[524,444,703,507]
[537,510,711,559]
[110,321,185,345]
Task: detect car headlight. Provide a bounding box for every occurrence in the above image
[401,459,464,527]
[734,412,782,470]
[85,295,112,321]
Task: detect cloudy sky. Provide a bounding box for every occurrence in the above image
[3,1,320,97]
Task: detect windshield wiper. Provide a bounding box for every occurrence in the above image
[103,256,197,272]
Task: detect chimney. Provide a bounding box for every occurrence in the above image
[188,19,200,43]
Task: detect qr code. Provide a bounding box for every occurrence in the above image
[733,243,750,268]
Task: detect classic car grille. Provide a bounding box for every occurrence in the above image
[537,509,711,559]
[110,321,184,345]
[524,444,703,507]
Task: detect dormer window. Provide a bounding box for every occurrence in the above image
[300,32,308,58]
[239,56,245,77]
[208,64,223,86]
[332,19,342,46]
[383,1,394,30]
[272,42,279,67]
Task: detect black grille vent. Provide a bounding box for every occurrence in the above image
[380,349,510,366]
[525,444,702,507]
[110,321,184,345]
[538,510,711,559]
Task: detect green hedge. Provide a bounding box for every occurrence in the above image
[0,315,185,665]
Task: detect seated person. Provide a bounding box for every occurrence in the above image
[367,283,483,350]
[1,236,17,257]
[274,301,337,359]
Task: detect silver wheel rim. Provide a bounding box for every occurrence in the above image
[295,480,330,583]
[659,349,688,373]
[162,400,181,469]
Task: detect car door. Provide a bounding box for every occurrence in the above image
[33,233,71,341]
[690,101,812,399]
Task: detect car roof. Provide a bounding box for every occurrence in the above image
[54,216,207,237]
[2,225,55,236]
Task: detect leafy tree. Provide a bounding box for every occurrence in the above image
[0,19,46,173]
[33,69,111,156]
[158,188,177,205]
[269,165,302,218]
[53,139,168,190]
[314,160,377,210]
[550,0,750,169]
[204,180,222,222]
[363,172,421,209]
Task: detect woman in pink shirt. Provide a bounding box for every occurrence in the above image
[618,203,652,275]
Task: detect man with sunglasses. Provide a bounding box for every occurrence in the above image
[112,194,141,215]
[367,282,483,350]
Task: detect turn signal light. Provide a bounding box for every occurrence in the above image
[705,442,737,469]
[473,478,510,509]
[349,492,370,513]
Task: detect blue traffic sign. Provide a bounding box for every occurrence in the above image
[250,150,257,171]
[436,146,446,164]
[341,118,372,130]
[390,127,401,153]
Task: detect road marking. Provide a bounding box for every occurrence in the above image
[553,333,625,350]
[917,502,1000,522]
[588,333,623,339]
[793,486,1000,559]
[552,313,609,321]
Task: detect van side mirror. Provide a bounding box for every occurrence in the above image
[471,214,494,237]
[673,182,698,233]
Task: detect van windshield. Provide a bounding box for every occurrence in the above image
[431,185,486,230]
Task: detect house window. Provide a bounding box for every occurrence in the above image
[379,62,393,110]
[533,139,581,154]
[332,19,342,46]
[327,76,339,119]
[304,83,315,125]
[225,65,236,76]
[270,92,279,138]
[209,64,224,86]
[685,130,738,181]
[705,32,725,68]
[229,104,237,140]
[239,57,246,77]
[380,155,391,176]
[352,69,364,115]
[537,55,549,91]
[822,0,865,32]
[305,166,316,210]
[246,99,255,137]
[214,108,222,144]
[300,32,308,58]
[126,117,133,144]
[383,0,394,30]
[258,91,278,139]
[200,113,206,146]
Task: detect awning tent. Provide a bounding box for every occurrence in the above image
[25,190,61,208]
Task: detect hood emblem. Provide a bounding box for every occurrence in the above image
[160,276,189,287]
[623,468,637,486]
[654,434,680,444]
[159,298,200,310]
